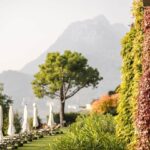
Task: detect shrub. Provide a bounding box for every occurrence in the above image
[53,112,79,126]
[50,114,125,150]
[14,112,22,133]
[28,116,42,130]
[91,94,118,116]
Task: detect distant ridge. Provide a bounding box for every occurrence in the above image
[0,15,128,117]
[21,15,127,76]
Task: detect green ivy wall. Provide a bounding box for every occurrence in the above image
[116,0,144,149]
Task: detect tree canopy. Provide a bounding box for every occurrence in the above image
[32,51,102,100]
[32,50,102,125]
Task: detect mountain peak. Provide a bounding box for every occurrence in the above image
[21,15,127,75]
[67,15,110,30]
[93,15,109,24]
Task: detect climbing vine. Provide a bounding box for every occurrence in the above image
[116,0,144,149]
[129,0,144,148]
[116,26,137,146]
[136,6,150,150]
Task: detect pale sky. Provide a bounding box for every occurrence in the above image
[0,0,132,73]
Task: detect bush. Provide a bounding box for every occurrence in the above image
[91,94,118,116]
[14,112,22,133]
[28,116,42,130]
[53,112,79,126]
[50,114,125,150]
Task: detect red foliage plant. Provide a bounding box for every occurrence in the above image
[136,6,150,150]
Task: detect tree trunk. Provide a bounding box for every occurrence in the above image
[59,99,65,126]
[59,85,65,126]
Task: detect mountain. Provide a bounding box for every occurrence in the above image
[0,70,50,119]
[0,70,33,98]
[0,15,128,119]
[21,15,127,96]
[22,15,127,75]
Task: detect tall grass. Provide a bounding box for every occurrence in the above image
[50,114,125,150]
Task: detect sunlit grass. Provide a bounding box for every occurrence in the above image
[18,128,67,150]
[18,136,53,150]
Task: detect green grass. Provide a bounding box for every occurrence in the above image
[18,136,52,150]
[18,128,67,150]
[18,135,61,150]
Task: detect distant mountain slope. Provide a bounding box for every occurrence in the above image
[0,70,49,119]
[0,15,128,118]
[22,16,127,75]
[0,70,33,98]
[21,15,127,94]
[0,71,33,109]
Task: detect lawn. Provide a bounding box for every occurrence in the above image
[18,128,67,150]
[18,136,52,150]
[18,135,61,150]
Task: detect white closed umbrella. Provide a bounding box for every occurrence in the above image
[22,105,29,133]
[7,105,15,136]
[48,103,55,128]
[0,106,3,142]
[33,103,39,128]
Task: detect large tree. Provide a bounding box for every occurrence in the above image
[32,50,102,125]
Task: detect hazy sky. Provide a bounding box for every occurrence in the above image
[0,0,132,73]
